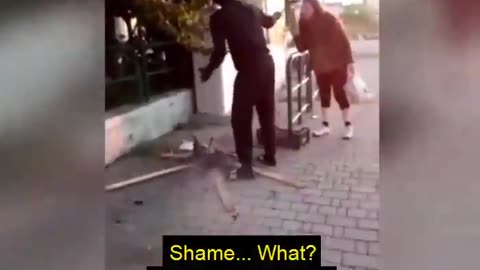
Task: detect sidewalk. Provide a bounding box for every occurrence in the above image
[351,40,379,57]
[106,100,379,269]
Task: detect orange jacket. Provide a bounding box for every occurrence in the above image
[295,10,353,73]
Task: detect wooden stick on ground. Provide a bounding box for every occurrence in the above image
[208,168,238,216]
[253,167,306,189]
[160,152,193,159]
[105,164,193,192]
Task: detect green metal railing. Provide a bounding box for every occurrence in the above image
[105,38,184,110]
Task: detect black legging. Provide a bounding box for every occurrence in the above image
[231,54,276,166]
[315,66,350,110]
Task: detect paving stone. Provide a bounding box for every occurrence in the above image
[303,195,331,206]
[295,213,326,224]
[351,186,376,193]
[283,220,302,231]
[347,208,367,218]
[261,217,283,228]
[367,211,378,219]
[344,228,378,241]
[252,207,280,218]
[334,226,344,237]
[358,219,379,230]
[325,237,355,252]
[312,224,333,235]
[332,199,341,207]
[322,249,342,264]
[343,253,377,268]
[368,242,380,255]
[300,188,323,197]
[344,179,360,186]
[308,205,318,214]
[323,190,349,200]
[244,198,274,208]
[269,228,289,235]
[277,192,303,203]
[326,215,356,227]
[302,222,313,233]
[239,188,272,199]
[339,207,348,216]
[341,200,360,208]
[360,200,380,210]
[368,194,380,201]
[318,206,337,215]
[291,202,309,212]
[236,204,252,214]
[356,241,368,254]
[272,201,291,210]
[278,210,296,220]
[317,182,334,190]
[334,184,350,191]
[350,193,367,200]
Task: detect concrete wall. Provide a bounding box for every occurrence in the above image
[105,89,192,165]
[193,53,235,116]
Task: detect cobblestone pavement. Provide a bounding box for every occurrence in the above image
[106,59,379,270]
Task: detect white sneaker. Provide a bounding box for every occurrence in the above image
[342,125,354,140]
[313,125,331,137]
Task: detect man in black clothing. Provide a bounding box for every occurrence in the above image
[199,0,281,179]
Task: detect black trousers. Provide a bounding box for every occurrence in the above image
[231,54,276,166]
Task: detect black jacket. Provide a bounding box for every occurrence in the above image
[205,0,276,73]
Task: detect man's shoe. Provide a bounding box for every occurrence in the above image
[230,165,255,180]
[257,155,277,167]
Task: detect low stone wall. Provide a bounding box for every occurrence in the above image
[105,89,193,165]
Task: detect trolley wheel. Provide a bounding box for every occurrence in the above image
[300,127,311,145]
[290,136,302,150]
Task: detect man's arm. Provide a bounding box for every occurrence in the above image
[201,14,227,81]
[259,9,282,29]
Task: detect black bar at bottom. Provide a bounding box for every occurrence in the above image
[145,235,338,270]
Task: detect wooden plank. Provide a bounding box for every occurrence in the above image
[160,152,193,159]
[253,167,306,189]
[208,169,238,215]
[105,164,192,192]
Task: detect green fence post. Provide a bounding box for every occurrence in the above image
[140,41,151,103]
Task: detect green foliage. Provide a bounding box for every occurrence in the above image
[340,4,377,27]
[135,0,214,53]
[340,4,378,36]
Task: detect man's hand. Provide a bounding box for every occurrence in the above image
[272,11,282,21]
[199,67,213,82]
